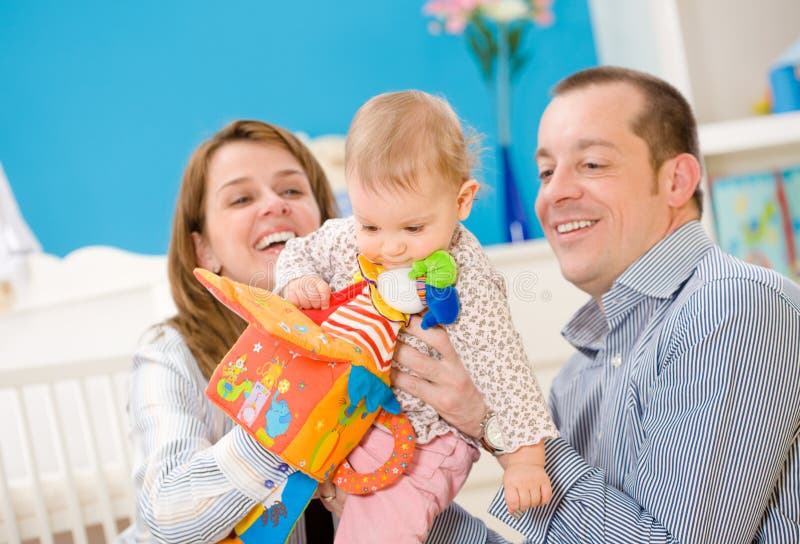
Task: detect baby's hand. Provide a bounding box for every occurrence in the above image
[284,275,331,310]
[503,462,552,516]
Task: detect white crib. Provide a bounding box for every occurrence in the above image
[0,241,584,543]
[0,247,173,543]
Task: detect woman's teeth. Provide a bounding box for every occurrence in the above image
[255,231,295,250]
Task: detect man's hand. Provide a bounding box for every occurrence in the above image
[284,274,331,309]
[391,316,487,438]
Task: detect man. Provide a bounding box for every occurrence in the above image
[395,66,800,543]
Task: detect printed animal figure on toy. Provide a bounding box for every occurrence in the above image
[198,250,459,543]
[264,388,292,445]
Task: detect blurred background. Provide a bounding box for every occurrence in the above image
[0,0,597,257]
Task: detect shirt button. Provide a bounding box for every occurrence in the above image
[612,354,622,367]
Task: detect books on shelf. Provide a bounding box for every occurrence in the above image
[711,165,800,281]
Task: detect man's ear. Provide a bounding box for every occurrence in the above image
[662,153,701,209]
[191,231,220,272]
[456,179,480,220]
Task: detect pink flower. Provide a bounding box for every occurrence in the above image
[423,0,555,35]
[423,0,485,35]
[445,15,469,34]
[532,9,554,26]
[531,0,555,26]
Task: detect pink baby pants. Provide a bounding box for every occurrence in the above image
[333,426,479,543]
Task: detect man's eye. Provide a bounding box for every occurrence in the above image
[538,169,554,182]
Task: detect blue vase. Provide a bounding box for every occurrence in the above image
[495,24,531,243]
[499,144,529,242]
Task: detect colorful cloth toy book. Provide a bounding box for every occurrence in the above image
[197,251,460,543]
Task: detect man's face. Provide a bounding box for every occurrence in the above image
[534,82,674,299]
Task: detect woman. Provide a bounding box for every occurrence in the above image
[117,120,338,543]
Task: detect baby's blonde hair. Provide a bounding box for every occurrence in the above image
[345,90,479,193]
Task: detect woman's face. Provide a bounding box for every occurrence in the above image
[193,140,322,290]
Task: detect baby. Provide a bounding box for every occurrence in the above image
[277,90,557,543]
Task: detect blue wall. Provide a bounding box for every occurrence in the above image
[0,1,596,256]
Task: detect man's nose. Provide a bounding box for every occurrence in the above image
[542,167,581,205]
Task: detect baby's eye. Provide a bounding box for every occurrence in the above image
[361,225,379,232]
[404,225,424,233]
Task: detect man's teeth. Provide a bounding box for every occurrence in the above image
[255,232,295,250]
[556,220,596,234]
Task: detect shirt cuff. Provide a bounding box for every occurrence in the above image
[213,426,297,501]
[488,437,593,542]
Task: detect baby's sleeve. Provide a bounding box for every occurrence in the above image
[274,217,358,294]
[446,230,558,453]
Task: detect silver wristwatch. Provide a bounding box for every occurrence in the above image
[478,410,505,455]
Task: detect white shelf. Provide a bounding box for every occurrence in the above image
[699,111,800,157]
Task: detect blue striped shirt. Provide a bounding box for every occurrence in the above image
[115,326,309,544]
[486,221,800,543]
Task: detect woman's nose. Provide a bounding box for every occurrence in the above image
[259,193,290,216]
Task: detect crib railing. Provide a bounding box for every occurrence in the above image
[0,356,134,544]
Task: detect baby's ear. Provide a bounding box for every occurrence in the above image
[457,179,480,220]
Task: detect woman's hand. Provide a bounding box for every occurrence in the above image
[315,479,346,517]
[391,317,488,438]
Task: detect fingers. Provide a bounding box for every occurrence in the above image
[285,290,301,307]
[317,480,346,516]
[312,279,331,310]
[284,276,331,309]
[505,485,520,515]
[393,328,487,438]
[317,480,336,499]
[390,365,436,405]
[391,340,446,405]
[404,317,457,360]
[506,483,545,518]
[540,479,553,505]
[503,482,552,524]
[393,341,439,380]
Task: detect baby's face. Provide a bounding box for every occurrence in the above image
[349,173,477,269]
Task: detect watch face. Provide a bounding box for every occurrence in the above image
[485,416,505,450]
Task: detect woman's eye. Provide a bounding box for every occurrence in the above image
[230,195,251,206]
[584,162,603,170]
[280,188,304,197]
